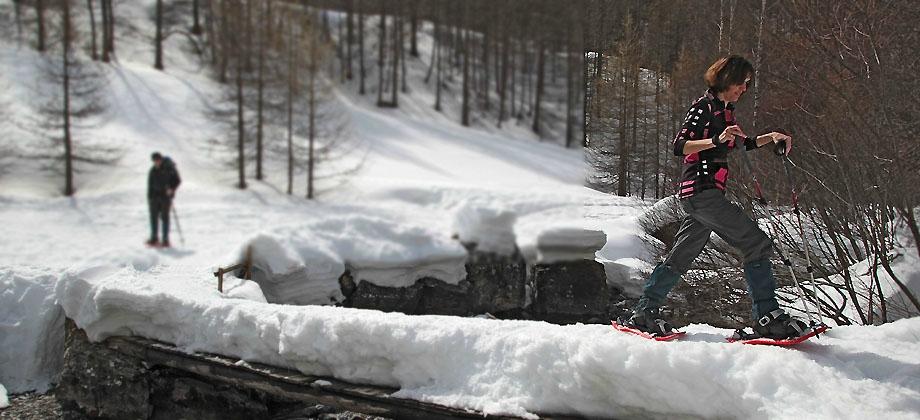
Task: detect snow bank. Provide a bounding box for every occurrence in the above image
[57,265,920,419]
[0,269,64,393]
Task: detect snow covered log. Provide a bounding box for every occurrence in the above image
[56,320,567,420]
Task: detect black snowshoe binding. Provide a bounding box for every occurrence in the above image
[618,308,676,337]
[733,309,817,341]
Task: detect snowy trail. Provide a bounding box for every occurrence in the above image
[55,267,920,419]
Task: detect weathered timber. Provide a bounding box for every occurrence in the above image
[60,320,586,419]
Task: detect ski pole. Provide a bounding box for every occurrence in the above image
[739,137,817,326]
[775,140,825,326]
[171,199,185,247]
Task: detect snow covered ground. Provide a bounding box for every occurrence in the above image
[1,2,919,418]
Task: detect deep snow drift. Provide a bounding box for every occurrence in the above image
[57,265,920,419]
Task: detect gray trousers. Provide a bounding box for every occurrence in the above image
[666,189,773,273]
[638,188,778,318]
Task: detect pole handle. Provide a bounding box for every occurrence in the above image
[774,140,788,156]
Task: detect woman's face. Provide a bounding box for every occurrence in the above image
[723,76,752,103]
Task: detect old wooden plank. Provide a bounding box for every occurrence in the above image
[102,335,590,420]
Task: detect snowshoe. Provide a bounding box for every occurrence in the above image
[754,309,811,339]
[612,308,684,341]
[728,309,829,346]
[145,239,159,247]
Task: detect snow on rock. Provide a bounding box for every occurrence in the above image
[56,265,920,419]
[451,201,518,255]
[0,382,8,409]
[233,213,469,305]
[0,269,64,393]
[590,212,656,296]
[222,277,268,303]
[534,227,607,264]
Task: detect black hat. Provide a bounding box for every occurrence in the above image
[151,152,163,161]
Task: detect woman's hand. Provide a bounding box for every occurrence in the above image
[719,125,747,144]
[762,132,793,155]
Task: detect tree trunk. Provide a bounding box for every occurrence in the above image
[345,0,354,79]
[14,0,23,46]
[255,1,266,181]
[564,11,576,148]
[191,0,203,35]
[286,21,295,195]
[244,0,253,72]
[532,36,545,135]
[87,0,98,60]
[62,0,74,196]
[391,3,400,104]
[236,13,247,191]
[400,10,407,94]
[630,60,639,195]
[206,0,217,64]
[521,44,529,119]
[424,16,437,84]
[218,0,230,83]
[510,34,516,118]
[718,0,725,53]
[481,21,490,111]
[106,0,115,56]
[409,1,418,57]
[336,8,345,82]
[497,13,508,127]
[307,44,317,200]
[654,70,661,198]
[37,0,46,52]
[358,0,365,94]
[376,1,386,106]
[461,25,470,126]
[101,0,110,61]
[434,5,442,112]
[616,64,628,197]
[155,0,164,70]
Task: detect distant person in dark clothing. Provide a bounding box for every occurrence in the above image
[147,152,181,247]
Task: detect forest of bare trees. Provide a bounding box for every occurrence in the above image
[585,0,920,325]
[314,0,587,147]
[5,0,586,196]
[203,0,356,197]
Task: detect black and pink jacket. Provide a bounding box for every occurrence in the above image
[673,90,760,199]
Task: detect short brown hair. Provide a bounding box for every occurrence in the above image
[704,55,754,93]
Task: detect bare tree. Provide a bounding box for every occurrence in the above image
[191,0,203,35]
[29,0,112,196]
[36,0,47,51]
[154,0,164,69]
[86,0,98,60]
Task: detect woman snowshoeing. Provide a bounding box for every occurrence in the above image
[621,55,810,340]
